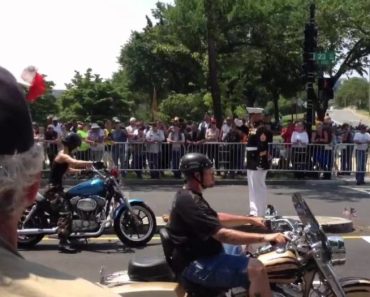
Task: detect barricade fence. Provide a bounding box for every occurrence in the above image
[38,141,370,177]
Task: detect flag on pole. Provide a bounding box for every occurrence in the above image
[21,66,46,103]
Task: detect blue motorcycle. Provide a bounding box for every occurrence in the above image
[17,165,157,248]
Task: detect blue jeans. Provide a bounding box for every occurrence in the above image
[356,150,367,183]
[112,145,126,172]
[147,152,160,178]
[182,253,249,289]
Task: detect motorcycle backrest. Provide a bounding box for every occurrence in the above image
[159,228,174,269]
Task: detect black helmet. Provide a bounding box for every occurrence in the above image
[180,153,213,176]
[62,133,81,151]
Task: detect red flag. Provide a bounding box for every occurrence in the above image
[26,72,46,102]
[21,66,46,103]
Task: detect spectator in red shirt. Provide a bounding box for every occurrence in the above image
[281,121,295,144]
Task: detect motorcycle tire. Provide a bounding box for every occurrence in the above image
[17,214,44,248]
[339,277,370,296]
[323,277,370,297]
[114,202,156,247]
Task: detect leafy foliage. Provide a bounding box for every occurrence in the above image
[54,0,370,122]
[158,92,208,122]
[58,69,131,122]
[335,78,370,109]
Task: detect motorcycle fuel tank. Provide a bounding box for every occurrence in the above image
[66,178,105,197]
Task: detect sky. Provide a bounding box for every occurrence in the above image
[1,0,172,89]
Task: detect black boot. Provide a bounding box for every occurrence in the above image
[59,239,78,254]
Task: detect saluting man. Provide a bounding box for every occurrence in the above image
[246,113,273,216]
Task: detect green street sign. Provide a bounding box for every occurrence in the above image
[314,51,335,62]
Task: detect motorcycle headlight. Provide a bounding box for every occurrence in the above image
[327,236,346,266]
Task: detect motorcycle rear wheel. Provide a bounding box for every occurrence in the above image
[17,213,44,248]
[114,202,156,247]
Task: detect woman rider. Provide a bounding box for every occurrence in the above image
[46,133,94,253]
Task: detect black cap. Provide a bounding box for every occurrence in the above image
[0,67,34,154]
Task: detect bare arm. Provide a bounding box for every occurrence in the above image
[217,212,265,228]
[57,153,93,169]
[213,227,287,245]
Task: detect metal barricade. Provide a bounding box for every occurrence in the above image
[38,140,370,178]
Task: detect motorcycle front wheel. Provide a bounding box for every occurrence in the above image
[310,273,370,297]
[114,202,156,247]
[17,209,44,248]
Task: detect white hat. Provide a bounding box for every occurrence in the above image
[246,107,264,114]
[129,117,137,122]
[91,123,100,129]
[234,119,243,127]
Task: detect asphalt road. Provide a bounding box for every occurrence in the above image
[328,108,370,126]
[20,183,370,282]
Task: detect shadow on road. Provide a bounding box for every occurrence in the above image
[18,241,161,254]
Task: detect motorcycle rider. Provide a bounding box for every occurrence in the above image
[45,132,94,253]
[0,66,119,296]
[167,152,288,297]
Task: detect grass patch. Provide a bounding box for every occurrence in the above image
[281,113,305,126]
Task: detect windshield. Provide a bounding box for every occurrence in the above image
[292,193,327,244]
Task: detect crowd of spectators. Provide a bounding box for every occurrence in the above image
[33,113,255,179]
[278,115,370,181]
[33,113,370,180]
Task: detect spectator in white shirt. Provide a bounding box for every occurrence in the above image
[88,123,105,161]
[126,117,138,169]
[353,124,370,185]
[291,121,309,179]
[291,121,309,145]
[220,117,232,141]
[167,124,185,178]
[146,122,165,178]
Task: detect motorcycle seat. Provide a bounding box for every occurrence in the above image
[128,255,175,282]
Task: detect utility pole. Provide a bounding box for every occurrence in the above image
[368,62,370,114]
[303,3,317,136]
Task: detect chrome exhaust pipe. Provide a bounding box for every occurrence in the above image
[17,227,58,235]
[18,220,109,237]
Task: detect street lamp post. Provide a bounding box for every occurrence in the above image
[303,2,317,136]
[368,62,370,114]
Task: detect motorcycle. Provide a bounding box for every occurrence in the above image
[17,164,157,248]
[99,193,370,297]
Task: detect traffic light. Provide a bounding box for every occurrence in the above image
[318,77,334,99]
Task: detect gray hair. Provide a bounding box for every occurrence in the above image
[0,144,44,215]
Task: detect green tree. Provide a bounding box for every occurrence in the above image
[335,78,370,109]
[158,92,208,122]
[117,5,205,121]
[59,69,131,122]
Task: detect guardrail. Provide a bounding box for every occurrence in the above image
[38,141,369,177]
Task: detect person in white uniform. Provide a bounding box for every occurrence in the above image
[246,122,273,216]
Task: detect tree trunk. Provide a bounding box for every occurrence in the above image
[205,0,223,129]
[273,92,280,125]
[316,97,328,121]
